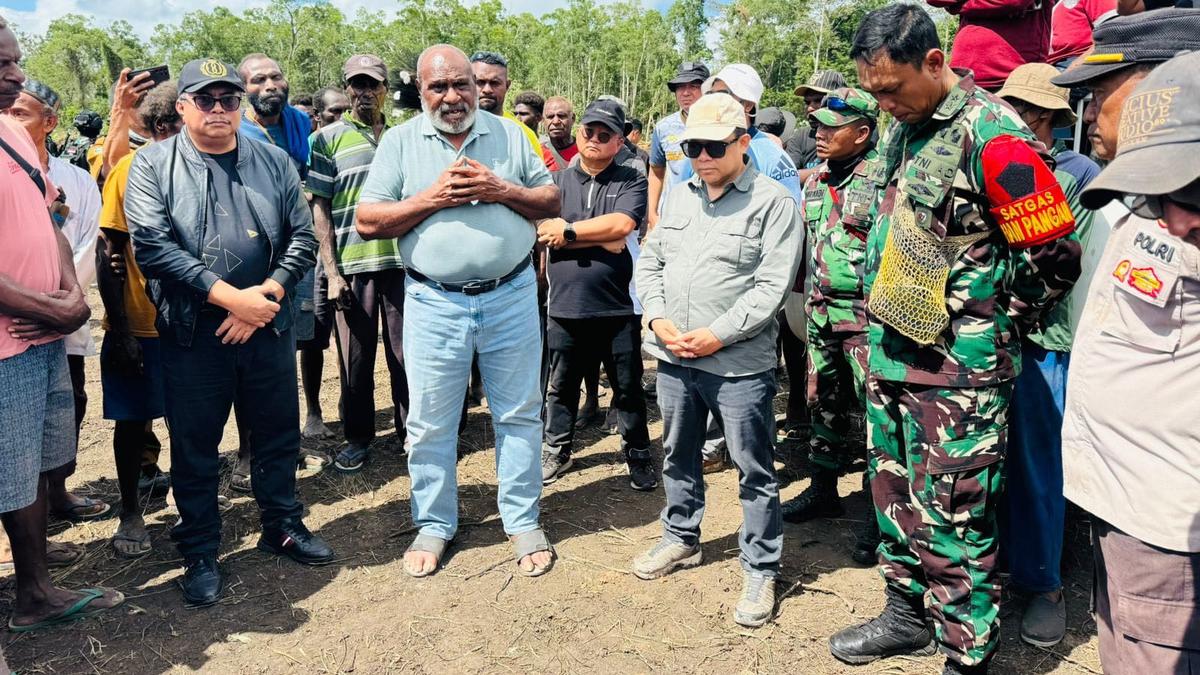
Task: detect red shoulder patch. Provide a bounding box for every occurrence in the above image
[982,135,1076,249]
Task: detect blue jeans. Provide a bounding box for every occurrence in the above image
[1002,342,1069,592]
[403,267,543,540]
[657,361,781,576]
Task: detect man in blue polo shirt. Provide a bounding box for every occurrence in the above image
[356,44,561,580]
[647,61,709,229]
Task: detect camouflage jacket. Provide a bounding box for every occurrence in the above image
[804,147,880,334]
[863,73,1082,387]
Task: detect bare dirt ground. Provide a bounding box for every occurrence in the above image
[2,301,1102,674]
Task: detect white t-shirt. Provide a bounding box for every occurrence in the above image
[47,157,101,357]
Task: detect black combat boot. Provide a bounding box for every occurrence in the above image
[851,514,881,565]
[781,468,843,523]
[829,585,936,664]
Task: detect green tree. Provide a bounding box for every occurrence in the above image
[17,14,148,123]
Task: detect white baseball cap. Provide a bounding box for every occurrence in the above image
[702,64,764,106]
[680,93,748,142]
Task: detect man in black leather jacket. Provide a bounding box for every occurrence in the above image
[125,58,333,607]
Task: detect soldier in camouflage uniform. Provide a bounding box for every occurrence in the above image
[780,87,882,565]
[828,6,1082,675]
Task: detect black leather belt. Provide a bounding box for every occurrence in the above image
[406,256,531,296]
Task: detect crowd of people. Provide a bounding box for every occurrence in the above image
[0,0,1198,672]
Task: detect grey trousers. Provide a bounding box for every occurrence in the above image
[1093,519,1200,675]
[656,361,781,576]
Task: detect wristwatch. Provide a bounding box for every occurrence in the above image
[563,222,577,243]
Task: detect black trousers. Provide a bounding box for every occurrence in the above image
[67,353,87,436]
[778,309,808,425]
[544,315,650,455]
[333,268,409,446]
[161,315,304,560]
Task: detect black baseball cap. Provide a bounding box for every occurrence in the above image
[668,61,710,90]
[1051,8,1200,87]
[178,58,244,94]
[580,99,627,136]
[1081,51,1200,209]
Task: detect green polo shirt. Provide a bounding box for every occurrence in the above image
[307,113,402,275]
[358,110,553,283]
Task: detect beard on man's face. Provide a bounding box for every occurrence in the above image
[423,98,477,135]
[250,87,288,117]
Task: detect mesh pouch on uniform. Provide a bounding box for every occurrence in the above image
[868,198,986,345]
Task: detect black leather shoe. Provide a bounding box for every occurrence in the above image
[829,586,936,664]
[179,556,222,607]
[258,519,334,566]
[781,470,843,523]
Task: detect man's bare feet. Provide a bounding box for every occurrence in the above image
[302,416,335,440]
[111,514,150,558]
[9,586,124,630]
[403,550,439,576]
[518,550,553,574]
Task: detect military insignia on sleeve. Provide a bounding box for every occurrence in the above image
[982,136,1075,248]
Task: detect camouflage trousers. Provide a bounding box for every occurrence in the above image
[865,376,1012,666]
[805,320,868,471]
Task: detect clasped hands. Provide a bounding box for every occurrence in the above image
[217,280,285,345]
[650,318,723,359]
[428,158,510,208]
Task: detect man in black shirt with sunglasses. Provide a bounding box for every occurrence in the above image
[125,58,331,608]
[536,99,653,490]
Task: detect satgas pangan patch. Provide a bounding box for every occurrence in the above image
[992,187,1075,248]
[1119,86,1181,150]
[981,135,1076,248]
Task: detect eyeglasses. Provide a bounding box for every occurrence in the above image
[681,134,742,159]
[1130,193,1200,221]
[182,93,243,113]
[582,126,616,144]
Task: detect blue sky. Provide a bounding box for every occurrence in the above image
[1,0,681,39]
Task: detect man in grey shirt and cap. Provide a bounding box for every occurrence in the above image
[633,93,801,628]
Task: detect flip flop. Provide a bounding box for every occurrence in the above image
[8,587,125,633]
[47,541,86,568]
[512,529,556,578]
[0,541,84,573]
[51,497,112,522]
[403,533,450,578]
[111,531,151,559]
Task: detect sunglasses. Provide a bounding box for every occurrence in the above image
[183,93,243,113]
[1131,193,1200,221]
[681,135,741,159]
[582,126,616,144]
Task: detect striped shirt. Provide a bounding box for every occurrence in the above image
[307,113,402,275]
